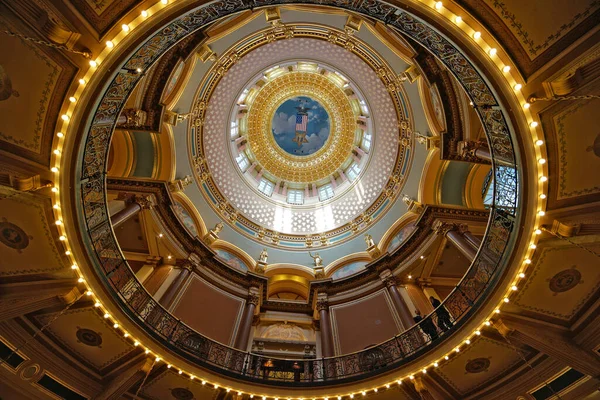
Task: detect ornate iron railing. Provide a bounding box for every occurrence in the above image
[77,0,521,388]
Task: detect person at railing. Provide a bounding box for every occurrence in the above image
[413,309,438,341]
[430,296,452,331]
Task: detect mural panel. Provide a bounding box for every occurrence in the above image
[215,249,248,272]
[172,201,198,237]
[387,223,416,252]
[331,261,367,280]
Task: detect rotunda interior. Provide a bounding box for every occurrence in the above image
[0,1,599,399]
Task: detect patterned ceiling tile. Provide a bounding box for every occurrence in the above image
[0,188,65,276]
[36,307,134,370]
[435,336,523,395]
[554,98,600,200]
[483,0,600,60]
[141,369,219,400]
[513,241,600,320]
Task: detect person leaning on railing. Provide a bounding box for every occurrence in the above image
[413,309,438,341]
[430,296,453,331]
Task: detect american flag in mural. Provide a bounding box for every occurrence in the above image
[295,114,308,132]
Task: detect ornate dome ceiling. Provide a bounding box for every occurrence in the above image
[190,31,414,249]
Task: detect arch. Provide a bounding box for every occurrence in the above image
[171,191,208,238]
[211,240,254,272]
[161,55,197,109]
[379,214,419,253]
[325,252,371,279]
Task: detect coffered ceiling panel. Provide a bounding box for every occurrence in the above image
[140,369,218,400]
[35,307,134,371]
[512,239,600,321]
[435,336,524,395]
[0,188,66,276]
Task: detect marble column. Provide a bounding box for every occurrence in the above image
[316,298,334,358]
[458,140,492,163]
[380,270,414,331]
[234,290,260,350]
[110,201,141,228]
[158,265,192,310]
[435,222,478,262]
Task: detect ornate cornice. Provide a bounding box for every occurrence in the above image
[106,178,268,291]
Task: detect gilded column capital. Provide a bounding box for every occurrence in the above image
[247,293,260,306]
[133,195,154,209]
[456,223,470,234]
[433,220,455,236]
[382,275,398,289]
[181,263,194,273]
[316,299,329,312]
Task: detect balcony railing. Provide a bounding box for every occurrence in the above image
[79,160,517,386]
[77,0,521,388]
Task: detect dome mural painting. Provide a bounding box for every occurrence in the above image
[271,96,330,157]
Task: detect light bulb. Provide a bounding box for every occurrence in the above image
[489,48,497,56]
[504,297,510,303]
[141,10,148,17]
[539,176,548,182]
[511,285,518,291]
[78,78,86,85]
[61,114,69,121]
[51,167,59,173]
[113,323,119,328]
[435,1,443,10]
[535,139,544,146]
[473,31,481,39]
[538,210,546,216]
[89,60,97,67]
[519,273,525,278]
[57,132,64,138]
[514,83,522,91]
[523,102,531,109]
[455,16,462,23]
[475,330,481,335]
[106,40,114,48]
[69,96,76,103]
[530,121,539,128]
[122,24,129,32]
[503,65,511,73]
